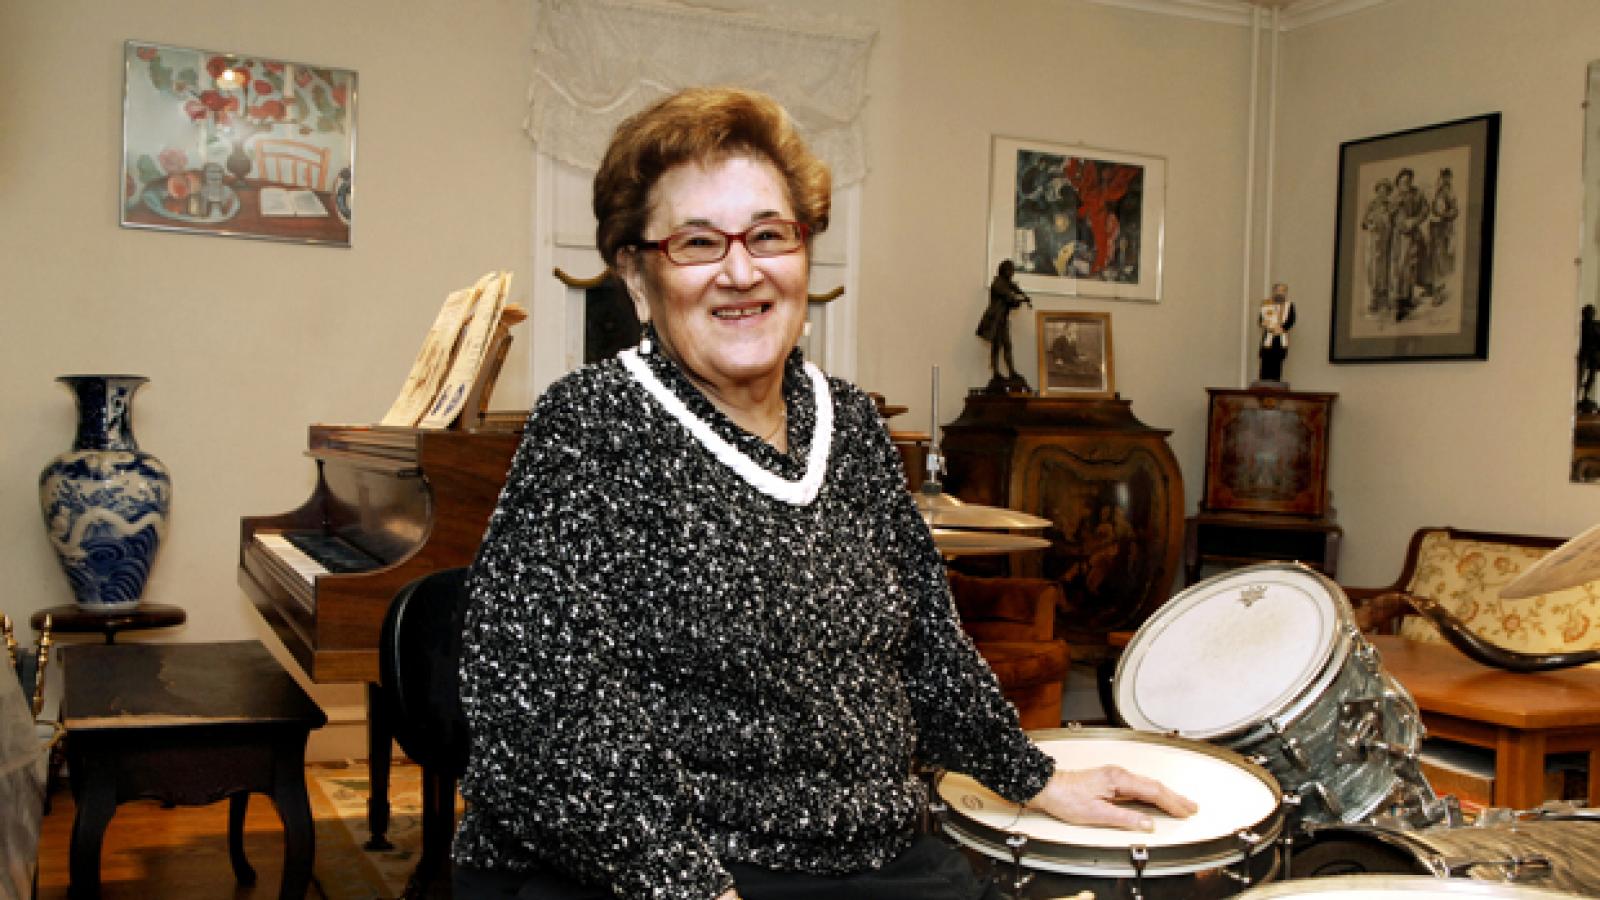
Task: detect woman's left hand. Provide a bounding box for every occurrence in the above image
[1027,766,1198,832]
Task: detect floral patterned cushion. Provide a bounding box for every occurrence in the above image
[1396,531,1600,660]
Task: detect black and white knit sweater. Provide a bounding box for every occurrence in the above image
[455,345,1053,900]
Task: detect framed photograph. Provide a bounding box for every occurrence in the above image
[1036,310,1114,398]
[1329,113,1499,362]
[119,40,356,246]
[987,135,1165,302]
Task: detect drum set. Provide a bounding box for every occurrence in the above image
[930,563,1600,899]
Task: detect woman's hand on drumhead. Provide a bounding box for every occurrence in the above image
[1029,766,1199,831]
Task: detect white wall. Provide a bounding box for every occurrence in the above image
[8,0,1594,667]
[1273,0,1600,585]
[854,0,1254,504]
[1,1,534,746]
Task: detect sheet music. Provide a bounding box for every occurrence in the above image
[419,271,512,429]
[379,278,486,427]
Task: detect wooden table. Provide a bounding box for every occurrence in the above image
[123,179,347,244]
[1370,634,1600,809]
[61,641,326,899]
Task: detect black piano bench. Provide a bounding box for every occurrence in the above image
[59,641,327,899]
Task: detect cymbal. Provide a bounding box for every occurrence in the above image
[930,529,1052,557]
[914,491,1052,530]
[1501,522,1600,598]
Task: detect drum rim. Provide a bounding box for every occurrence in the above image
[1115,562,1354,739]
[1299,819,1600,890]
[936,727,1285,876]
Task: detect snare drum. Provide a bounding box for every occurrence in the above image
[1236,873,1584,898]
[935,727,1284,899]
[1293,819,1600,897]
[1114,564,1437,825]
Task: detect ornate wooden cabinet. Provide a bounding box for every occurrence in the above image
[1187,388,1341,584]
[940,393,1185,642]
[1201,388,1336,517]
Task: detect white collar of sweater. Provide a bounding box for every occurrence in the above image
[619,347,833,506]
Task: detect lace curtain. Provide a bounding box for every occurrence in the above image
[526,0,876,186]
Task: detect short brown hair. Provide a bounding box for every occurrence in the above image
[593,86,832,268]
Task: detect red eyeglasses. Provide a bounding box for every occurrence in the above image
[632,220,810,266]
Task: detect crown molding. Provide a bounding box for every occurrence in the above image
[1086,0,1390,31]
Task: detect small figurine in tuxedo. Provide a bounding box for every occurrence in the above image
[1257,282,1295,386]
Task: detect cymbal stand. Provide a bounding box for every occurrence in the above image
[921,365,948,499]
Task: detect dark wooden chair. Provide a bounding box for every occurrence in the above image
[947,572,1070,730]
[378,567,472,899]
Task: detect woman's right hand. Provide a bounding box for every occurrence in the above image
[1027,766,1198,831]
[715,892,740,900]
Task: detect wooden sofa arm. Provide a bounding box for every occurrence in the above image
[1342,586,1413,635]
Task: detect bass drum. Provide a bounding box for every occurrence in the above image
[1236,873,1584,898]
[935,727,1284,899]
[1114,563,1437,826]
[1292,819,1600,898]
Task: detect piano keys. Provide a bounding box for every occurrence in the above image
[239,423,521,684]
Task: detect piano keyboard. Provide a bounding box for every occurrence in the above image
[282,531,383,574]
[253,531,384,611]
[255,533,329,588]
[256,531,384,577]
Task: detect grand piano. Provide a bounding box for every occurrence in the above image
[240,423,519,681]
[239,421,521,854]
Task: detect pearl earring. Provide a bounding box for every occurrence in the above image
[638,327,653,355]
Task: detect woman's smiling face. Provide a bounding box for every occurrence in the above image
[621,154,810,396]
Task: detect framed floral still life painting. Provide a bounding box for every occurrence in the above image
[1329,113,1499,362]
[119,41,356,246]
[1037,310,1114,398]
[988,136,1165,302]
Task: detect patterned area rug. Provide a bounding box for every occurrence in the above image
[309,760,431,900]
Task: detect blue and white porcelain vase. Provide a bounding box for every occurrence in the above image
[38,375,171,611]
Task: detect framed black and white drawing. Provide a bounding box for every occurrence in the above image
[1329,113,1499,363]
[987,136,1165,302]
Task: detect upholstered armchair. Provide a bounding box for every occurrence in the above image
[946,571,1070,730]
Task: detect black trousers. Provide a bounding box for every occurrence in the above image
[453,835,1004,900]
[1259,345,1287,383]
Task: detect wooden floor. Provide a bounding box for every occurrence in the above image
[35,788,299,899]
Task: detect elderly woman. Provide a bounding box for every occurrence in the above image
[454,87,1195,900]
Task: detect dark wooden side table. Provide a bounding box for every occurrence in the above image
[60,641,326,899]
[31,603,186,643]
[1184,510,1343,585]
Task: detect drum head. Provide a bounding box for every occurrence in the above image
[936,728,1281,876]
[1115,564,1351,739]
[1235,873,1581,898]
